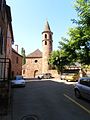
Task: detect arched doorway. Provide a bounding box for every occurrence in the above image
[34,70,38,77]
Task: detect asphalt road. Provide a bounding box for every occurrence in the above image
[2,79,90,120]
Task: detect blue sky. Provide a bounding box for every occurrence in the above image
[6,0,77,55]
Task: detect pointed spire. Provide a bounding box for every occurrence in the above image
[44,21,51,32]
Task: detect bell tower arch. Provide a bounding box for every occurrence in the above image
[42,21,53,73]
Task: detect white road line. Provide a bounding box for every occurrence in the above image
[64,94,90,114]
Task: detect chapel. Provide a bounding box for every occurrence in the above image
[22,21,58,78]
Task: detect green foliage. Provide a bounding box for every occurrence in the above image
[48,50,71,74]
[74,0,90,27]
[49,0,90,73]
[58,0,90,66]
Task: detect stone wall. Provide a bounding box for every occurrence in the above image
[22,57,42,78]
[11,49,22,78]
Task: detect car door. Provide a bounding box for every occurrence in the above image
[86,79,90,100]
[80,78,90,100]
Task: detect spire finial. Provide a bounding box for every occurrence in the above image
[44,20,51,31]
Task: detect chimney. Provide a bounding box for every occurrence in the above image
[15,44,18,53]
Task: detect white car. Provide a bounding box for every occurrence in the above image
[36,73,52,79]
[60,73,67,80]
[35,74,43,79]
[11,75,25,87]
[74,77,90,100]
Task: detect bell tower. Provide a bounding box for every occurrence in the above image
[42,21,53,73]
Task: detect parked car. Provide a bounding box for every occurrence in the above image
[35,74,44,79]
[74,77,90,100]
[11,75,25,87]
[36,73,52,79]
[65,73,79,82]
[60,73,67,80]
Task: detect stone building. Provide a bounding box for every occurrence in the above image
[22,49,42,78]
[0,0,14,80]
[11,48,22,78]
[0,0,22,80]
[22,21,58,78]
[0,0,15,114]
[42,21,53,73]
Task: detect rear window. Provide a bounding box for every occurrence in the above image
[16,76,23,80]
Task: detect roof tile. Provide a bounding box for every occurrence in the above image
[26,49,42,58]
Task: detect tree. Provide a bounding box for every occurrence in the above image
[49,0,90,73]
[21,47,26,65]
[48,50,70,74]
[58,0,90,66]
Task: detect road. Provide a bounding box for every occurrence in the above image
[2,79,90,120]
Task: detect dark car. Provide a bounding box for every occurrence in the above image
[74,77,90,100]
[43,73,52,79]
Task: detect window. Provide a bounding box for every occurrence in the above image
[0,28,3,54]
[1,0,5,18]
[88,80,90,87]
[45,34,47,39]
[80,78,88,86]
[16,57,18,64]
[50,34,52,39]
[35,60,38,63]
[45,41,47,45]
[50,41,52,46]
[23,70,25,74]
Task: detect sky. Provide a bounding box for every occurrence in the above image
[6,0,77,55]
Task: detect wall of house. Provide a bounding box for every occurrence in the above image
[0,1,8,79]
[11,49,22,78]
[22,57,42,78]
[6,24,12,60]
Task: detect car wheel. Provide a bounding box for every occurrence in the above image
[75,89,81,98]
[38,76,40,79]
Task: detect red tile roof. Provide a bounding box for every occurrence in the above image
[26,49,42,58]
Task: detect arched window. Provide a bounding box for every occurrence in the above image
[45,41,47,45]
[45,34,47,39]
[50,34,52,39]
[23,70,25,74]
[49,41,52,46]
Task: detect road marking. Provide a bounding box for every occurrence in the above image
[64,94,90,114]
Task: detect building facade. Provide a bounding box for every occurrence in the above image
[0,0,14,80]
[6,5,14,60]
[22,21,55,78]
[11,48,22,79]
[22,49,42,78]
[42,21,53,73]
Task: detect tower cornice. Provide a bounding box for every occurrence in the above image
[42,31,53,34]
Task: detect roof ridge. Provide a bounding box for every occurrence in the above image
[27,49,42,58]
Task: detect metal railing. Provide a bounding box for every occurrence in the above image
[0,58,11,115]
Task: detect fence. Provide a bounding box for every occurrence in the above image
[0,58,11,115]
